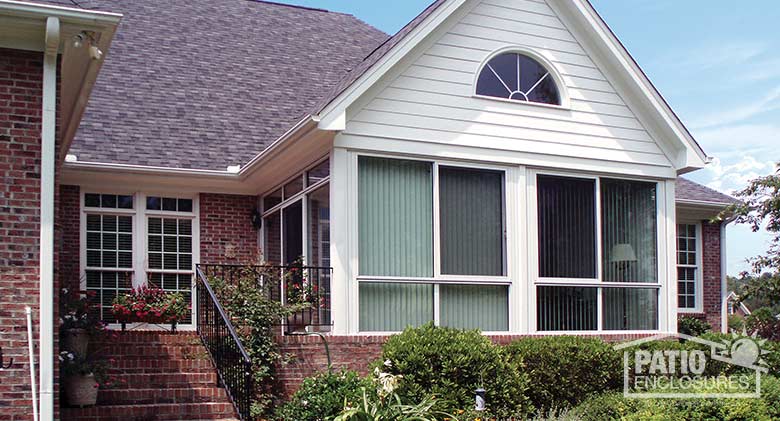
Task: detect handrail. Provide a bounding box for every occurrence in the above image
[195,265,253,420]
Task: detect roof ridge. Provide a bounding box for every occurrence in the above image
[245,0,338,15]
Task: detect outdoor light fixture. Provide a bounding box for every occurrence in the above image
[72,31,103,61]
[474,388,486,411]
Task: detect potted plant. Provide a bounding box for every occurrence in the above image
[111,286,188,332]
[284,262,326,331]
[59,288,106,356]
[59,351,110,407]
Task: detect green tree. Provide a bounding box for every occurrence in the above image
[722,163,780,305]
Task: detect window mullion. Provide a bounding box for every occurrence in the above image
[595,177,603,330]
[432,162,441,279]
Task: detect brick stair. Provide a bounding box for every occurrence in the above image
[61,331,240,421]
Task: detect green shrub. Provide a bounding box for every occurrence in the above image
[569,392,643,421]
[505,336,622,411]
[378,323,531,418]
[678,316,712,336]
[274,370,375,421]
[729,314,745,332]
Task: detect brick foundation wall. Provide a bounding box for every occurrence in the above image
[199,193,260,264]
[678,220,723,332]
[0,47,43,421]
[276,332,654,398]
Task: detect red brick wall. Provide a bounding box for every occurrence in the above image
[678,221,723,331]
[277,332,654,398]
[58,185,80,292]
[0,47,43,421]
[199,193,260,264]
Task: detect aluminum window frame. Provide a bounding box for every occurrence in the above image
[676,222,703,313]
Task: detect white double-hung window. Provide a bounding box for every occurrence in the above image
[531,172,660,332]
[357,156,509,332]
[676,223,701,312]
[81,192,198,325]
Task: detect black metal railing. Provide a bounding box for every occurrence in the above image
[195,266,253,420]
[197,264,333,334]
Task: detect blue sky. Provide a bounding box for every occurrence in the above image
[276,0,779,275]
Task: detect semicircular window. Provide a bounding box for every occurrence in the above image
[476,52,561,105]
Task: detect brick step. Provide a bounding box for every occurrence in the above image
[95,344,209,358]
[109,372,219,389]
[96,331,200,346]
[61,402,237,420]
[108,358,215,373]
[98,387,229,405]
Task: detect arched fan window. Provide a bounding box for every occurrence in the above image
[476,52,561,105]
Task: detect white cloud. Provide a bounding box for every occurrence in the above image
[689,85,780,129]
[701,155,776,194]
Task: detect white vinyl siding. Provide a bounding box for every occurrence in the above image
[343,0,672,169]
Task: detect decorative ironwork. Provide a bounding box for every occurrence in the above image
[195,267,253,420]
[197,264,333,334]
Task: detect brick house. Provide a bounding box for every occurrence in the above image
[1,0,738,419]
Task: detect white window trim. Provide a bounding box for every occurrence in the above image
[471,46,572,110]
[349,152,516,333]
[527,168,664,334]
[676,221,704,314]
[79,190,200,331]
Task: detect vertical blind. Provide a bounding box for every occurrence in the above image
[537,286,597,331]
[537,175,596,278]
[283,201,303,264]
[440,285,508,331]
[439,167,504,276]
[359,282,433,331]
[603,288,658,330]
[359,156,433,277]
[601,179,657,283]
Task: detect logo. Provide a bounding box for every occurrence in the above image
[614,332,770,398]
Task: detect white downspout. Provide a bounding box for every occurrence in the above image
[40,16,59,421]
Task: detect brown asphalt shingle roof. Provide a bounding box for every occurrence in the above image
[44,0,388,170]
[676,178,738,205]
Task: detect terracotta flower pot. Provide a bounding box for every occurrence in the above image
[63,328,89,356]
[64,373,99,407]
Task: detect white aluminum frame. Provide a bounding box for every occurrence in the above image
[676,221,704,314]
[79,190,200,331]
[350,151,516,334]
[526,168,665,334]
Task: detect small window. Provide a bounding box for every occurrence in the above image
[146,196,193,213]
[677,223,699,310]
[476,52,560,105]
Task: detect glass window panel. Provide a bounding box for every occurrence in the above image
[601,179,657,283]
[263,212,281,265]
[86,250,101,267]
[101,194,116,208]
[359,282,433,332]
[476,53,560,105]
[263,188,283,211]
[283,201,303,264]
[102,233,116,250]
[118,216,132,233]
[102,215,117,232]
[163,219,177,235]
[118,252,133,268]
[603,288,658,330]
[179,254,192,270]
[358,156,433,277]
[148,217,162,234]
[163,253,178,270]
[179,237,192,253]
[307,159,330,186]
[118,195,134,209]
[178,219,192,236]
[86,214,101,231]
[86,232,101,250]
[163,236,177,253]
[118,234,133,251]
[307,185,330,268]
[85,193,101,207]
[146,196,162,211]
[440,285,508,331]
[148,253,163,269]
[537,286,597,331]
[178,199,193,212]
[162,197,177,211]
[102,251,117,267]
[537,175,596,278]
[283,176,304,199]
[440,167,504,276]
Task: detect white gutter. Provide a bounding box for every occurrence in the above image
[39,16,59,421]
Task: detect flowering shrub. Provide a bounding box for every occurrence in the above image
[284,260,325,307]
[111,286,187,324]
[274,370,375,421]
[59,288,106,334]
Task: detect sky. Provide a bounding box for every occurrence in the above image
[274,0,779,275]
